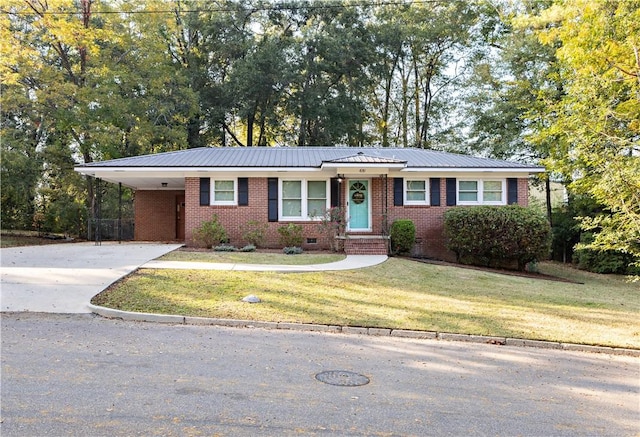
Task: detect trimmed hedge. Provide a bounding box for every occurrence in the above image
[444,205,551,271]
[390,219,416,255]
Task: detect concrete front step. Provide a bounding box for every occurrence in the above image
[341,235,389,255]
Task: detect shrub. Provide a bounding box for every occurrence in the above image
[277,223,304,248]
[241,220,267,248]
[192,215,228,249]
[317,207,346,252]
[214,244,237,252]
[573,232,638,274]
[389,219,416,255]
[239,244,256,252]
[444,205,551,271]
[283,246,304,255]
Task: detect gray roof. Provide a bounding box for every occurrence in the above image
[77,147,542,170]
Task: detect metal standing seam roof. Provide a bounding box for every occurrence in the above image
[76,147,543,170]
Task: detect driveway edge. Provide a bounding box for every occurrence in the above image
[87,304,640,357]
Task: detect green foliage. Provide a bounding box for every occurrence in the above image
[240,220,268,248]
[283,246,304,255]
[574,233,638,275]
[192,215,228,249]
[277,223,304,248]
[317,207,346,252]
[522,0,640,276]
[239,244,256,253]
[214,245,236,252]
[389,219,416,255]
[444,206,551,271]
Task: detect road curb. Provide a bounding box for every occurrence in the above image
[87,304,640,357]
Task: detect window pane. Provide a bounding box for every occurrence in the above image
[407,191,426,201]
[214,180,234,191]
[282,181,301,198]
[307,181,326,199]
[407,180,425,191]
[484,181,502,191]
[459,192,478,202]
[215,191,234,201]
[483,192,502,202]
[307,200,326,217]
[459,181,477,191]
[282,199,302,217]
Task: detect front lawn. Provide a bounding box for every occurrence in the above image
[158,249,345,265]
[92,258,640,349]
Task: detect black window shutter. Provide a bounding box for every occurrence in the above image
[330,178,340,208]
[507,178,518,204]
[446,178,457,206]
[199,178,210,206]
[393,178,404,206]
[430,178,441,206]
[238,178,249,206]
[267,178,278,222]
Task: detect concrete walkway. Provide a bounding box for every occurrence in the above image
[142,254,387,272]
[0,242,182,313]
[0,243,386,313]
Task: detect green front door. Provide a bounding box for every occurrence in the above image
[348,179,370,231]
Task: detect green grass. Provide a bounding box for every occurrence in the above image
[1,232,72,248]
[158,249,345,265]
[92,258,640,349]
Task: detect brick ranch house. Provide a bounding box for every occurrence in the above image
[75,147,544,258]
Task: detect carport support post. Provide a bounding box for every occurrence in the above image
[118,182,122,244]
[95,177,102,246]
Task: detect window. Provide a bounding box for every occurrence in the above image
[458,180,478,202]
[458,180,505,205]
[483,180,503,202]
[405,179,429,205]
[280,179,328,220]
[211,179,237,205]
[282,180,302,217]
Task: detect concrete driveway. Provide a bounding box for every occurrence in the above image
[0,242,182,313]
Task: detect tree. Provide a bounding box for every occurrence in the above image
[525,0,640,272]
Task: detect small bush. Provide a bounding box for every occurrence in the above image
[283,246,303,255]
[277,223,304,248]
[214,244,237,252]
[317,207,346,252]
[241,220,268,248]
[192,215,228,249]
[574,233,637,274]
[390,219,416,255]
[444,205,551,271]
[239,244,256,252]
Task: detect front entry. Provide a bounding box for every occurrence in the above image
[176,194,185,240]
[347,179,370,231]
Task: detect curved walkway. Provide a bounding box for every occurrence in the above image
[142,255,387,272]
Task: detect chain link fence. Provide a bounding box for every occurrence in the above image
[87,219,134,242]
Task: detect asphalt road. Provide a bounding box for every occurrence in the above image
[1,313,639,436]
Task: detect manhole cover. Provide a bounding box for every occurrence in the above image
[315,370,370,387]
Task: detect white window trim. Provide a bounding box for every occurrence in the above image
[279,179,330,221]
[210,178,237,206]
[457,179,506,205]
[404,179,430,206]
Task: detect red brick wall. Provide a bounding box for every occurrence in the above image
[137,176,530,258]
[134,190,183,241]
[185,178,331,250]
